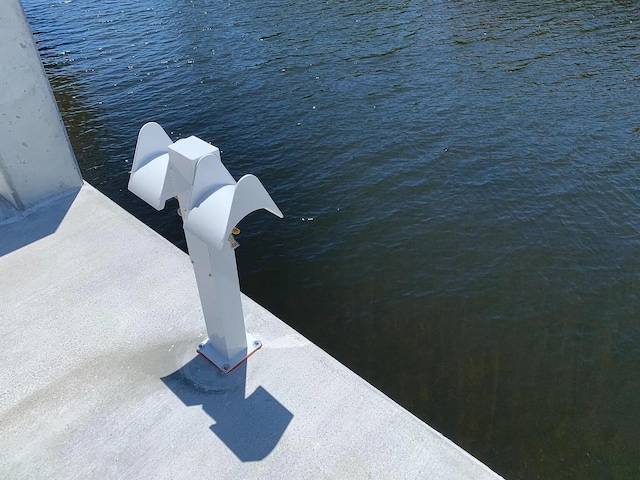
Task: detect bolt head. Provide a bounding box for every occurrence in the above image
[222,364,230,371]
[253,340,260,347]
[198,343,205,349]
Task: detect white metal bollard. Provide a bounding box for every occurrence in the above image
[128,122,283,374]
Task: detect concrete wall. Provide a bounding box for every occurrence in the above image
[0,0,82,212]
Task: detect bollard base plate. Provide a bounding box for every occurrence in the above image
[196,333,262,375]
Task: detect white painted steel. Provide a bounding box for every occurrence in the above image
[128,123,283,372]
[128,122,173,210]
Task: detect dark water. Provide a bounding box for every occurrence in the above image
[23,0,640,477]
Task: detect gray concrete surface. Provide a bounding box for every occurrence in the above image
[0,0,82,213]
[0,183,503,479]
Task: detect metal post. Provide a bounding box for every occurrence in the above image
[128,122,283,373]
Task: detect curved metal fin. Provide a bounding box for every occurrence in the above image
[128,122,175,210]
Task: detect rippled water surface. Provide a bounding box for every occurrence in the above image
[22,0,640,477]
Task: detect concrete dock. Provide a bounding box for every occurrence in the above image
[0,183,503,479]
[0,1,503,477]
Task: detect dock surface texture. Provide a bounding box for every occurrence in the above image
[0,183,502,479]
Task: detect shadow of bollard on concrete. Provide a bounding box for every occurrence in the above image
[161,354,293,462]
